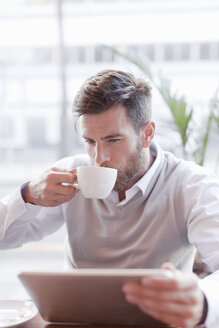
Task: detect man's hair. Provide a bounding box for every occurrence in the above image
[73,69,152,131]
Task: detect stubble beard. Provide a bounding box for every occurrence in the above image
[113,141,145,192]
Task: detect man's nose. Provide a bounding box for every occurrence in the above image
[94,144,110,166]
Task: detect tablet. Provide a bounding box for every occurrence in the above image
[18,269,171,326]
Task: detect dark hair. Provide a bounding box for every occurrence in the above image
[72,69,152,131]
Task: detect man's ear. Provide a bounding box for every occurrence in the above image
[141,121,155,147]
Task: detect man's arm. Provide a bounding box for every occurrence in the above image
[0,166,78,248]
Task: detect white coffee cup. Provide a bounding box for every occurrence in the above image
[75,166,117,199]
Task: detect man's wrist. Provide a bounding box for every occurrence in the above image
[198,293,208,326]
[20,181,30,203]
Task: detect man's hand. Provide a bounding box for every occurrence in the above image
[122,265,205,328]
[24,167,78,207]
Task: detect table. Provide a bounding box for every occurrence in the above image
[19,313,171,328]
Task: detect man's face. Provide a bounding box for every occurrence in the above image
[80,104,146,191]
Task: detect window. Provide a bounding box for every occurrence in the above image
[200,43,210,60]
[26,117,46,147]
[0,117,13,139]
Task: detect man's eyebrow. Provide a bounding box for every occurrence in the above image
[82,135,93,140]
[102,134,123,140]
[82,134,123,140]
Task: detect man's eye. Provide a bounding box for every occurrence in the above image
[85,139,95,144]
[108,139,120,143]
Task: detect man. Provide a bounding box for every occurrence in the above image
[0,69,219,327]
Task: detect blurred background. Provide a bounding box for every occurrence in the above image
[0,0,219,299]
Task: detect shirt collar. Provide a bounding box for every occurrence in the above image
[135,141,161,195]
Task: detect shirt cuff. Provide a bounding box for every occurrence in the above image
[198,273,219,328]
[20,181,30,202]
[196,293,208,326]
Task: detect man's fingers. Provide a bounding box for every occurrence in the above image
[40,191,75,206]
[123,282,199,305]
[125,290,203,328]
[51,167,77,173]
[53,184,76,196]
[123,272,200,305]
[37,177,78,206]
[141,272,198,291]
[49,193,74,203]
[43,183,77,200]
[25,167,78,206]
[126,296,193,325]
[47,169,77,185]
[126,293,195,316]
[123,271,204,328]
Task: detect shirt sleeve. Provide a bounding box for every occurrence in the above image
[0,155,90,250]
[184,169,219,271]
[0,186,64,249]
[183,165,219,327]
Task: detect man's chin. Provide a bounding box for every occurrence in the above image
[113,181,124,193]
[113,185,122,193]
[113,178,131,193]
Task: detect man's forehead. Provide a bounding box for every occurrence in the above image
[80,118,131,140]
[80,117,123,136]
[79,106,136,138]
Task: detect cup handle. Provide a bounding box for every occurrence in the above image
[72,170,79,189]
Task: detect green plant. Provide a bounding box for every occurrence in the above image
[158,77,193,158]
[193,89,219,166]
[104,45,219,166]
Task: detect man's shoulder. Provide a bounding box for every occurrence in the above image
[54,153,92,170]
[163,150,219,184]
